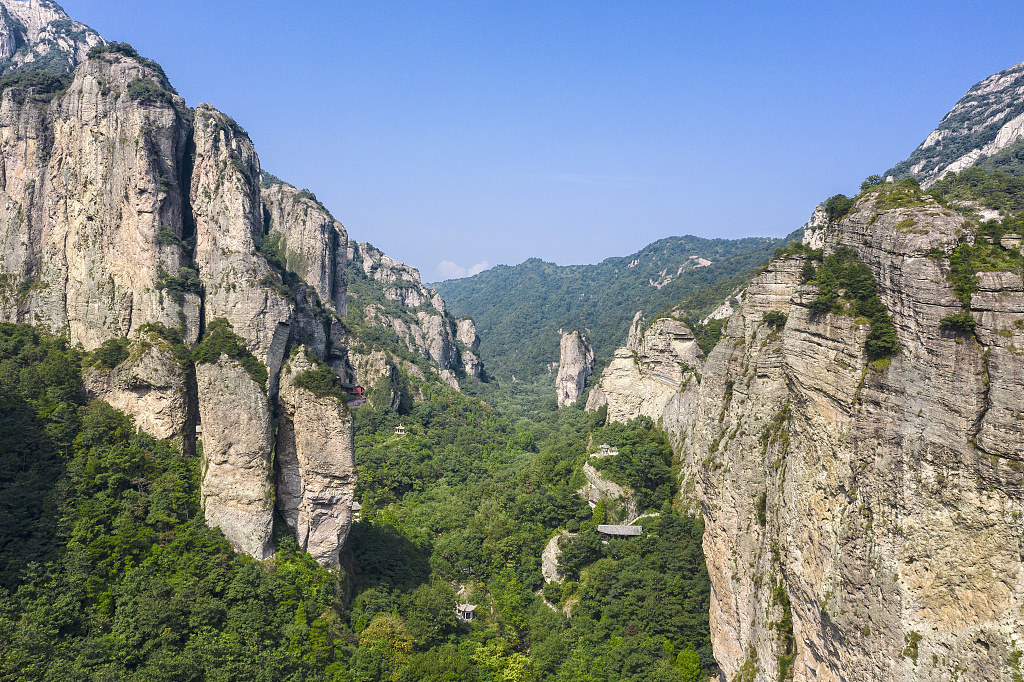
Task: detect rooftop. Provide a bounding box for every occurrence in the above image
[597,524,642,536]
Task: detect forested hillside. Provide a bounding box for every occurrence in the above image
[0,323,712,681]
[432,234,798,381]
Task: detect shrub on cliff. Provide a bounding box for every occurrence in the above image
[192,318,268,388]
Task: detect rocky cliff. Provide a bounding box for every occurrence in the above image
[586,314,703,423]
[0,0,104,75]
[594,185,1024,680]
[196,355,275,561]
[0,35,482,565]
[348,241,483,389]
[276,349,356,566]
[888,61,1024,187]
[555,330,594,407]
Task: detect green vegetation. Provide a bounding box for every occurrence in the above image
[434,234,799,381]
[89,337,130,369]
[155,266,201,305]
[589,416,678,510]
[292,353,349,404]
[803,247,897,359]
[929,166,1024,215]
[762,311,788,329]
[127,76,171,104]
[0,70,72,102]
[823,194,855,223]
[773,582,795,680]
[939,310,977,332]
[193,318,269,389]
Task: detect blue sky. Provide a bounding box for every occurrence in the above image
[61,0,1024,281]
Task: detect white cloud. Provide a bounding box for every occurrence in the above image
[436,260,490,281]
[436,260,467,280]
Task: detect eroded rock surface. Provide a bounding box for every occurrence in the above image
[83,332,193,449]
[555,330,594,407]
[196,356,274,560]
[598,189,1024,681]
[587,316,702,422]
[276,349,356,566]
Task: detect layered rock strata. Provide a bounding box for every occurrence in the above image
[594,190,1024,681]
[555,330,594,407]
[276,349,356,566]
[0,0,104,74]
[586,315,703,422]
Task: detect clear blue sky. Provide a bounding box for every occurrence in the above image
[61,0,1024,281]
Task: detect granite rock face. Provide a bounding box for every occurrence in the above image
[555,330,594,407]
[0,51,198,347]
[83,331,194,450]
[262,181,348,314]
[276,349,356,566]
[196,356,275,561]
[191,104,294,376]
[595,189,1024,681]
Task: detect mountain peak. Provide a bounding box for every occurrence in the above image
[0,0,104,75]
[887,59,1024,186]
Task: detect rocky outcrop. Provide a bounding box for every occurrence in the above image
[579,462,637,524]
[196,356,274,561]
[0,0,104,74]
[614,187,1024,680]
[888,60,1024,187]
[83,331,194,450]
[276,349,356,566]
[192,104,293,376]
[350,242,483,383]
[261,181,348,314]
[587,316,702,423]
[555,330,594,407]
[0,50,199,347]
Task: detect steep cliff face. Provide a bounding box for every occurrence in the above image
[0,49,198,347]
[261,180,348,314]
[594,188,1024,680]
[349,241,483,386]
[191,104,294,378]
[276,349,356,566]
[196,355,275,561]
[586,315,703,423]
[0,0,104,75]
[888,60,1024,186]
[555,330,594,407]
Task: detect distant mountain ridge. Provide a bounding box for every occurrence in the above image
[433,233,798,380]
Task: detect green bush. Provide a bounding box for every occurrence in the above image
[192,318,268,389]
[127,77,171,104]
[808,247,897,359]
[0,71,72,102]
[824,194,856,223]
[155,267,201,305]
[762,311,788,329]
[90,337,130,369]
[293,363,348,403]
[939,310,977,332]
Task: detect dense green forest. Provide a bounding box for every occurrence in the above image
[0,323,713,681]
[432,234,798,381]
